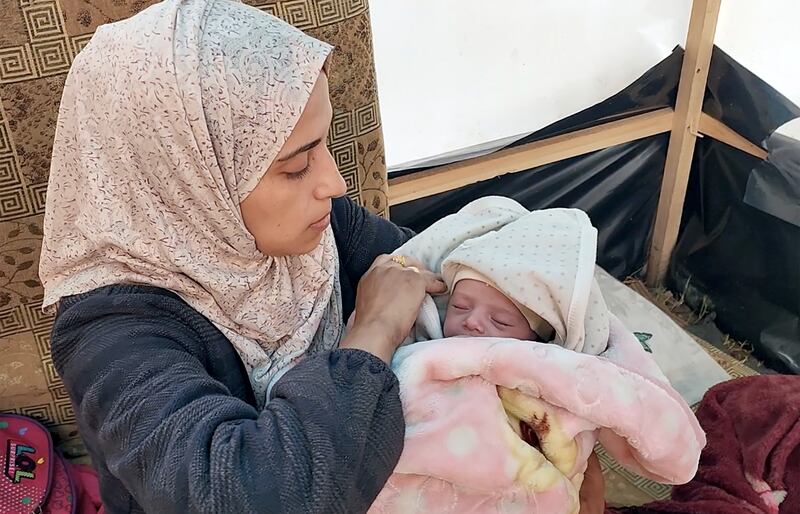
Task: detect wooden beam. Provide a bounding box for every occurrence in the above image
[388,108,674,206]
[698,113,768,160]
[646,0,721,287]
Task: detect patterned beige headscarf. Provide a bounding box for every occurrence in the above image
[39,0,343,405]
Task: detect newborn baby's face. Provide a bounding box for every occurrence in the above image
[443,279,536,340]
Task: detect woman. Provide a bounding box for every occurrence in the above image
[40,0,604,512]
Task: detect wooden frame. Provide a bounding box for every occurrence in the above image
[697,113,768,160]
[388,109,673,206]
[387,0,763,286]
[646,0,722,286]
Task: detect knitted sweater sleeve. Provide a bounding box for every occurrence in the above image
[51,287,404,514]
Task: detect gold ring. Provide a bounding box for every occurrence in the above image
[391,255,407,267]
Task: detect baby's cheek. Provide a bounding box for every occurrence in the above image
[442,316,456,338]
[509,325,536,341]
[443,315,463,338]
[488,328,507,338]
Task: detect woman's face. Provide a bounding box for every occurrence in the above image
[241,72,347,256]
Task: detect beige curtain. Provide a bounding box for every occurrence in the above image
[0,0,389,460]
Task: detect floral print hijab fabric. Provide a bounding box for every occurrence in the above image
[39,0,342,405]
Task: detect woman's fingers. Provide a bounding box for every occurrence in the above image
[422,272,447,295]
[347,253,448,361]
[390,254,447,294]
[398,254,427,271]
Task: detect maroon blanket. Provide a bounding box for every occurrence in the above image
[616,374,800,514]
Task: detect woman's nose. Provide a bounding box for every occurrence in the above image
[314,147,347,200]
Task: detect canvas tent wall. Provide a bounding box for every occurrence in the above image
[369,0,800,373]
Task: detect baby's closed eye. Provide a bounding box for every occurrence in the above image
[491,317,515,328]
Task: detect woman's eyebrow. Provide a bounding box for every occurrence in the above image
[277,138,322,162]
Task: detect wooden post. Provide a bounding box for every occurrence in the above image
[646,0,721,286]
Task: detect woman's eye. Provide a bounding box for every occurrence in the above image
[286,165,311,180]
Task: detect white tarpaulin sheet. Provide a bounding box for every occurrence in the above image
[714,0,800,141]
[369,1,692,171]
[370,0,800,171]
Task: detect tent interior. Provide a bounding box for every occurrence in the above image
[371,1,800,501]
[0,0,797,508]
[372,0,800,376]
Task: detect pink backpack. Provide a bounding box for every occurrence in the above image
[1,414,102,514]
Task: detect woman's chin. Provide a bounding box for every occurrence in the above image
[294,231,325,255]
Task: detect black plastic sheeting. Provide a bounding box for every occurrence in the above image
[744,133,800,228]
[704,46,800,147]
[671,136,800,374]
[669,47,800,374]
[390,49,684,278]
[391,136,668,278]
[390,46,800,372]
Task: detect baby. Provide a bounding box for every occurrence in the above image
[368,198,703,514]
[443,272,553,342]
[399,197,609,356]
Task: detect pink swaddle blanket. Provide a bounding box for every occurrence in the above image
[371,319,703,513]
[367,198,704,514]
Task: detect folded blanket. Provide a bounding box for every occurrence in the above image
[367,198,704,514]
[616,375,800,514]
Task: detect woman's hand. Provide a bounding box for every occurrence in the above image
[579,451,606,514]
[340,254,446,363]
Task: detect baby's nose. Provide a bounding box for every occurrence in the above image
[464,314,485,334]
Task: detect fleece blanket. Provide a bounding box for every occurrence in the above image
[367,198,704,514]
[616,374,800,514]
[369,317,704,514]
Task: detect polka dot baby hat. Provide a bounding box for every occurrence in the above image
[442,207,609,354]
